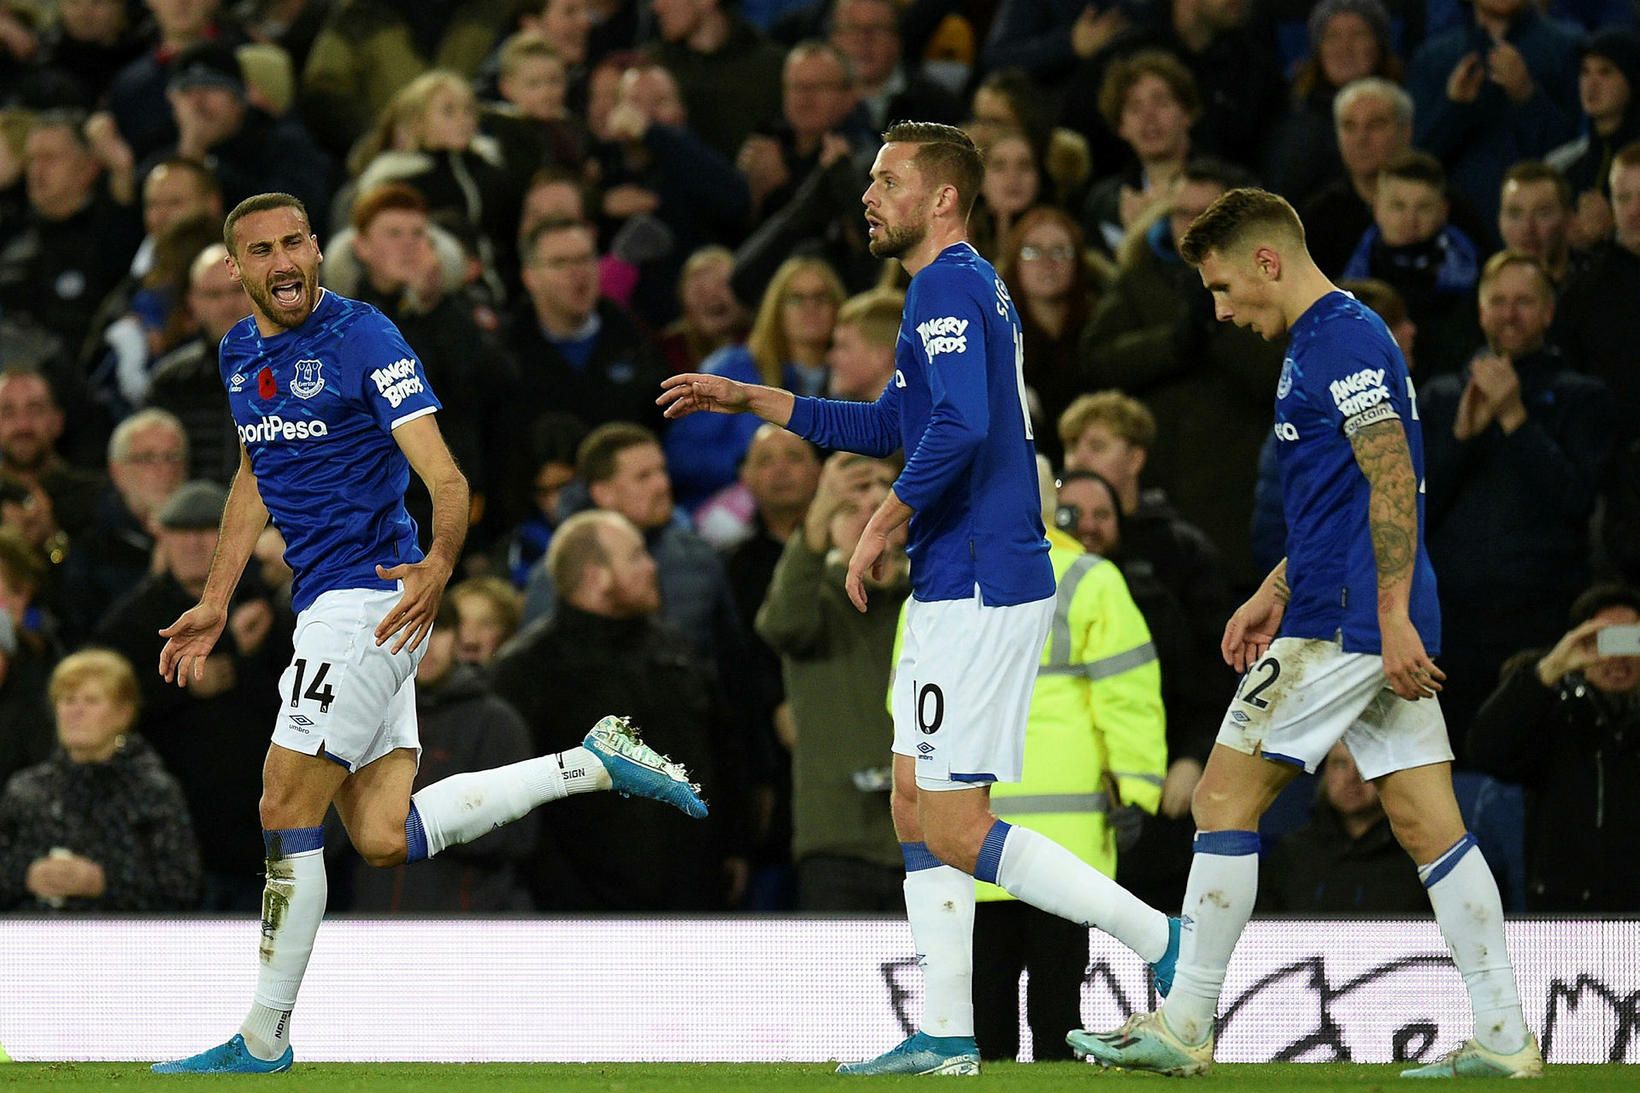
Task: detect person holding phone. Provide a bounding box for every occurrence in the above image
[1467,583,1640,912]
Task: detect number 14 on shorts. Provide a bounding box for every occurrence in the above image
[289,657,336,714]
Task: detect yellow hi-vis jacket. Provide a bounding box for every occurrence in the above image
[894,528,1168,901]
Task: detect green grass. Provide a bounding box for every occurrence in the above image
[1,1063,1635,1091]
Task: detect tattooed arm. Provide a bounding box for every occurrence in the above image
[1348,418,1444,700]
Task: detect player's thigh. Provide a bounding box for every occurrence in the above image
[1371,760,1466,865]
[333,746,420,866]
[260,743,350,830]
[1215,637,1386,777]
[271,587,422,773]
[1192,743,1300,831]
[891,593,1052,789]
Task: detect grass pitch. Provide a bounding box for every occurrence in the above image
[2,1062,1635,1091]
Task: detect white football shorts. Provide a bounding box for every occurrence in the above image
[1215,635,1454,780]
[269,586,425,773]
[891,587,1054,790]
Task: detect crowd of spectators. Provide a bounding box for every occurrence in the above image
[0,0,1637,919]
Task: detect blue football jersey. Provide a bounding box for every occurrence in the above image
[1273,290,1440,654]
[787,243,1053,606]
[220,289,443,614]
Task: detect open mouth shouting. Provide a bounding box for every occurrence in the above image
[269,273,307,312]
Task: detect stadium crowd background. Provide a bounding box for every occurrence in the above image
[0,0,1636,923]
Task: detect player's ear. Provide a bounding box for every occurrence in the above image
[1252,244,1281,281]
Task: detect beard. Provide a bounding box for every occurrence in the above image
[244,267,319,330]
[868,219,925,260]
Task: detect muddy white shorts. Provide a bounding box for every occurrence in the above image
[269,586,424,773]
[891,588,1054,790]
[1215,635,1453,780]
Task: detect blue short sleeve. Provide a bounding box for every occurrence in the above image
[1299,324,1402,440]
[352,311,442,430]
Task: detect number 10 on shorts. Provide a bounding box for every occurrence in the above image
[289,657,336,714]
[914,681,945,734]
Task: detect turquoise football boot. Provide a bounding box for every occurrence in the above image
[583,715,708,819]
[151,1034,293,1074]
[836,1031,981,1075]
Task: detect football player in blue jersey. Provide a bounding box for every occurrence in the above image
[151,194,708,1076]
[1067,189,1542,1079]
[660,122,1180,1076]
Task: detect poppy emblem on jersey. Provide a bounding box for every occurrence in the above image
[290,359,326,400]
[257,367,277,400]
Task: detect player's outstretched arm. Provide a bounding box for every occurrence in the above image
[657,373,794,426]
[1348,418,1444,700]
[158,444,269,686]
[1222,559,1287,672]
[376,413,469,654]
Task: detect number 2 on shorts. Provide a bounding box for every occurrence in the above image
[1239,656,1282,710]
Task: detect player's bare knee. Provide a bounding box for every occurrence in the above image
[923,827,978,873]
[259,787,309,832]
[355,827,409,869]
[890,786,921,842]
[1190,780,1254,831]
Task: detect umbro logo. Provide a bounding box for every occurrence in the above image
[228,373,247,392]
[289,715,314,728]
[1230,710,1250,724]
[916,742,935,754]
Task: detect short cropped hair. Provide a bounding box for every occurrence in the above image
[576,422,660,486]
[1380,149,1445,191]
[145,157,223,204]
[49,647,140,714]
[1614,139,1640,173]
[882,120,984,221]
[1502,160,1572,210]
[1478,249,1554,300]
[1098,50,1200,132]
[498,30,562,80]
[351,181,428,234]
[1058,391,1157,451]
[835,288,905,348]
[223,192,309,255]
[448,576,522,641]
[1333,77,1413,129]
[1178,187,1306,267]
[522,216,594,263]
[108,407,187,465]
[547,509,623,597]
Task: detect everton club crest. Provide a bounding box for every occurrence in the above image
[290,359,326,400]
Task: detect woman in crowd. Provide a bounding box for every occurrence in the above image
[663,256,844,513]
[0,649,200,912]
[996,207,1106,465]
[1265,0,1403,203]
[972,128,1050,260]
